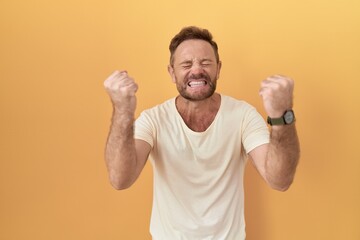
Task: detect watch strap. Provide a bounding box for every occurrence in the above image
[267,110,295,126]
[267,116,285,126]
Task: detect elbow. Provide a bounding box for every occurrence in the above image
[267,177,294,192]
[111,182,131,190]
[271,182,291,192]
[109,176,134,190]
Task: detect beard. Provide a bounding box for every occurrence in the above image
[175,72,217,101]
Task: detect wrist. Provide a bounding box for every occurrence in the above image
[267,110,295,126]
[112,105,135,122]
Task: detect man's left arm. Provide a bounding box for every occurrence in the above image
[249,75,300,191]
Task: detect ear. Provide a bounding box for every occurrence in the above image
[216,61,222,80]
[168,65,176,83]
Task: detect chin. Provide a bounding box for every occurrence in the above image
[180,90,215,101]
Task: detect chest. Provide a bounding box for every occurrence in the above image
[150,115,245,185]
[181,111,217,132]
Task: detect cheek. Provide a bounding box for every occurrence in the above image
[214,68,220,80]
[174,70,188,81]
[171,70,180,83]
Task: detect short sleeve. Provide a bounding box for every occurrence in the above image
[242,107,270,154]
[134,111,155,148]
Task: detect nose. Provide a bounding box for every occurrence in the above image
[190,62,205,75]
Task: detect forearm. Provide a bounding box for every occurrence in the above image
[105,107,137,189]
[265,124,300,191]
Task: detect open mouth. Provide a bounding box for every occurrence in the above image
[188,80,207,88]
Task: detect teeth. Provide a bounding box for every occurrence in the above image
[188,81,206,87]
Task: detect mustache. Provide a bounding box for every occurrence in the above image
[187,73,210,81]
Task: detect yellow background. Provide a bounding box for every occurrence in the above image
[1,0,359,239]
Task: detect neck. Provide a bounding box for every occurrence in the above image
[176,93,221,132]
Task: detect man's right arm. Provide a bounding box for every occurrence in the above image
[104,70,151,190]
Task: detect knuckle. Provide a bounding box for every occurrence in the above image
[104,81,109,89]
[272,83,281,91]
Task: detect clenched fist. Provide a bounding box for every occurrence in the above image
[259,75,294,118]
[104,70,138,113]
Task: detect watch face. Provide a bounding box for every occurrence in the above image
[284,110,294,124]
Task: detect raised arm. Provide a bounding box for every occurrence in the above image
[250,75,300,191]
[104,70,151,190]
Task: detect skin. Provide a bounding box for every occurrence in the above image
[168,39,222,132]
[103,71,150,189]
[104,39,300,191]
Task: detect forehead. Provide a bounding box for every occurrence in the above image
[173,39,216,63]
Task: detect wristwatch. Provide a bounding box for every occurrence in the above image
[267,110,296,126]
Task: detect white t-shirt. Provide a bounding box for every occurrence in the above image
[134,95,269,240]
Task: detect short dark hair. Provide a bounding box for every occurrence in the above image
[169,26,220,65]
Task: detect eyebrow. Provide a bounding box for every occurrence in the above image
[179,60,193,65]
[179,59,214,65]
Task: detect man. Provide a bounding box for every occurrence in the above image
[104,26,300,239]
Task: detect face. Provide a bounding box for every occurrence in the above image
[168,39,222,101]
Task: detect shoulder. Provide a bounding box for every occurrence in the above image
[137,98,177,125]
[141,98,175,115]
[219,95,266,128]
[220,94,256,112]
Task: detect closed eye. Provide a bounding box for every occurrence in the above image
[201,60,213,67]
[181,64,192,69]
